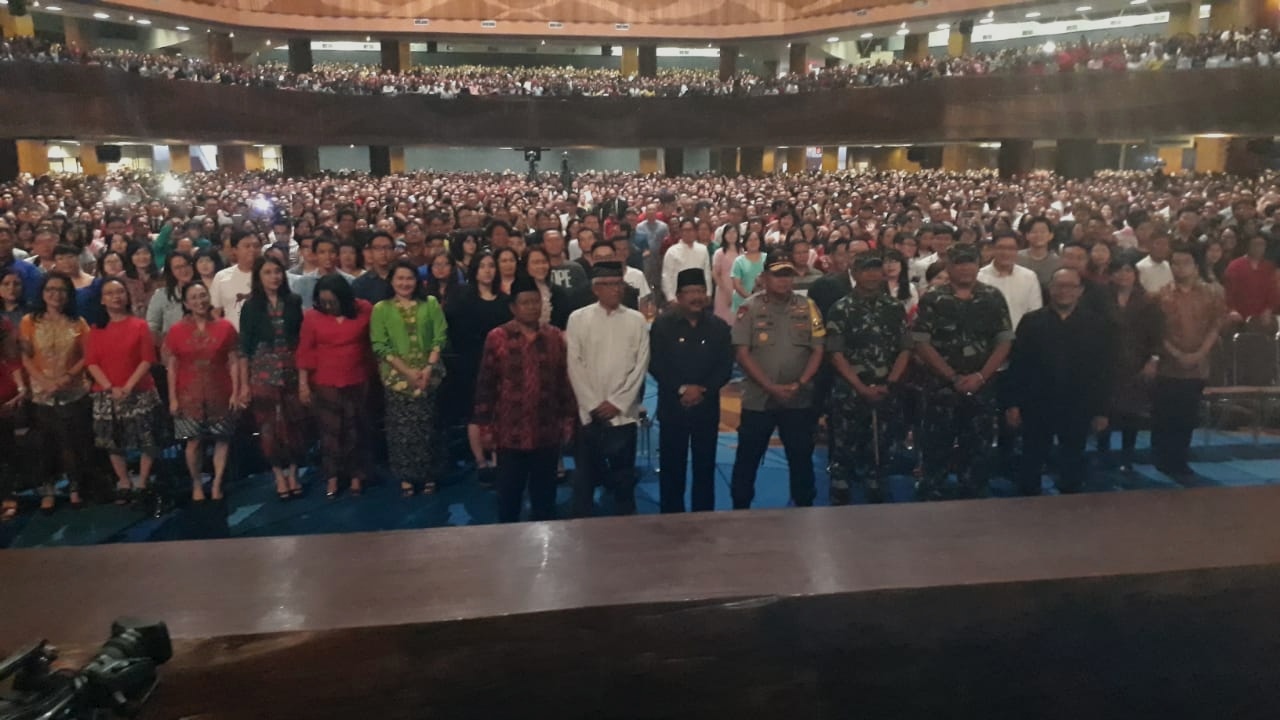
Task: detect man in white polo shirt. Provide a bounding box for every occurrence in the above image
[209,231,261,331]
[978,230,1043,330]
[1135,230,1174,295]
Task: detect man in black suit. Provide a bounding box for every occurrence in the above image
[808,238,855,319]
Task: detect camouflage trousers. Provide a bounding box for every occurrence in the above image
[918,385,999,501]
[828,393,902,505]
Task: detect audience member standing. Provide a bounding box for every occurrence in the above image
[21,273,93,513]
[371,261,448,496]
[662,218,713,306]
[238,257,307,501]
[165,281,243,502]
[1152,244,1225,484]
[210,231,261,331]
[1004,268,1116,495]
[649,269,732,512]
[473,276,576,523]
[86,278,163,502]
[566,261,650,517]
[298,275,374,499]
[978,230,1043,330]
[445,252,512,473]
[729,251,826,509]
[1101,258,1162,473]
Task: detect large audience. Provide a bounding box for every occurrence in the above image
[0,165,1278,524]
[2,27,1278,98]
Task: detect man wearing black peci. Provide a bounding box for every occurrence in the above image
[649,269,733,512]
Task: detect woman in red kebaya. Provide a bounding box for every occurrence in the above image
[86,278,164,502]
[164,281,243,502]
[298,274,373,499]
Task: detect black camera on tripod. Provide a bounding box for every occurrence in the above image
[0,618,171,720]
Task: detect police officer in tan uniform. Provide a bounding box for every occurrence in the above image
[729,249,826,509]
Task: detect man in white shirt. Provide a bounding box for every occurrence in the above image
[978,231,1043,330]
[1136,231,1174,294]
[661,217,712,304]
[209,231,261,331]
[565,261,651,518]
[292,236,357,310]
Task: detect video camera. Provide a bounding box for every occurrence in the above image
[0,619,171,720]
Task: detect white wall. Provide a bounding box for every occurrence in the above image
[401,147,641,173]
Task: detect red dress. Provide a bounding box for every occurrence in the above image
[164,317,239,437]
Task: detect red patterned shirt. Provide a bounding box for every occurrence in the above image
[473,321,576,452]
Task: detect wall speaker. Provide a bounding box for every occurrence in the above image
[95,145,123,163]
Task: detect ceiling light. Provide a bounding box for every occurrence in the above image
[45,5,62,11]
[936,22,950,29]
[979,16,994,23]
[176,25,190,30]
[1025,11,1041,17]
[365,35,371,41]
[1043,40,1057,53]
[826,36,839,42]
[93,11,109,18]
[1075,5,1092,10]
[265,39,272,45]
[1129,0,1146,4]
[860,32,873,38]
[896,27,910,35]
[136,18,151,25]
[786,42,792,47]
[228,32,235,37]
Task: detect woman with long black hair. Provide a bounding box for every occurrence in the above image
[1099,257,1162,474]
[20,272,93,513]
[424,250,459,306]
[239,257,307,501]
[194,247,224,289]
[122,241,161,318]
[0,313,25,521]
[147,251,196,341]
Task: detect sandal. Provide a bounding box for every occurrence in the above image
[421,481,437,496]
[325,479,339,499]
[114,484,132,505]
[40,496,55,515]
[277,490,292,502]
[289,487,304,498]
[69,492,84,510]
[400,482,416,498]
[1,502,17,522]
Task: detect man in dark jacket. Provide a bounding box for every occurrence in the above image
[649,269,733,512]
[1004,267,1117,495]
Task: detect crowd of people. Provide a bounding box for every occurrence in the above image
[0,164,1278,523]
[2,27,1278,98]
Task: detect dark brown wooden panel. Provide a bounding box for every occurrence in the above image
[2,64,1279,148]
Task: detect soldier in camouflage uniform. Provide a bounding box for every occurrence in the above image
[825,254,912,504]
[911,245,1014,500]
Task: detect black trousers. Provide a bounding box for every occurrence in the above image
[1151,377,1205,471]
[731,408,816,509]
[1018,410,1090,496]
[572,422,638,517]
[658,409,718,513]
[496,446,559,523]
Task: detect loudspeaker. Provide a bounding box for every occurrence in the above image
[906,147,926,163]
[95,145,123,163]
[426,41,438,53]
[958,19,974,35]
[602,44,613,56]
[8,0,27,16]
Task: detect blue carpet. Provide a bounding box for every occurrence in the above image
[3,381,1279,549]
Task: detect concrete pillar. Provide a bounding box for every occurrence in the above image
[0,140,16,182]
[389,146,406,174]
[16,140,48,176]
[79,145,107,177]
[716,147,739,175]
[884,147,921,172]
[0,8,35,38]
[821,147,840,173]
[282,145,320,177]
[219,145,247,174]
[208,32,233,64]
[997,139,1034,179]
[1167,2,1197,35]
[718,46,738,82]
[380,40,411,73]
[1225,137,1269,177]
[788,42,808,73]
[169,145,192,174]
[1209,0,1269,31]
[1055,139,1099,179]
[1194,136,1228,172]
[762,149,776,174]
[288,38,313,74]
[638,45,657,78]
[662,148,684,177]
[785,146,806,173]
[245,146,264,171]
[621,46,639,76]
[1156,146,1184,173]
[370,145,392,176]
[947,25,972,57]
[902,34,929,62]
[63,16,90,51]
[639,148,661,175]
[739,146,765,176]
